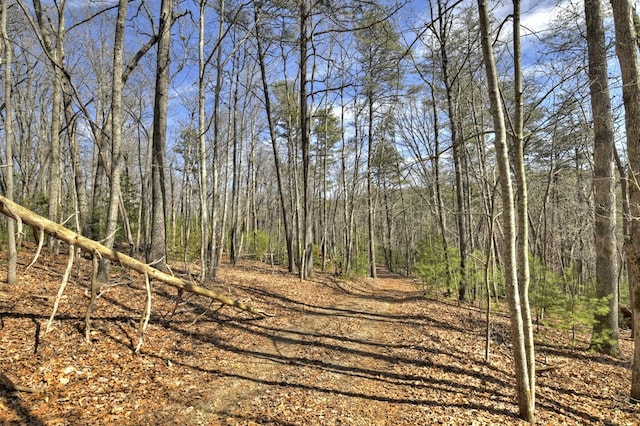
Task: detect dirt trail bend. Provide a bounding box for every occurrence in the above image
[184,266,505,425]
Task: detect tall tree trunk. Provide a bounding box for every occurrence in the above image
[209,0,225,278]
[366,95,377,279]
[32,0,65,253]
[585,0,620,357]
[477,0,535,421]
[299,0,313,279]
[99,0,128,282]
[253,3,294,272]
[148,0,172,270]
[512,0,536,410]
[197,0,209,283]
[437,0,467,300]
[609,0,640,400]
[429,82,453,291]
[2,0,16,284]
[230,62,242,265]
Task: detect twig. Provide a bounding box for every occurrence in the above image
[537,361,569,374]
[25,227,45,271]
[135,272,152,353]
[45,245,76,335]
[84,251,100,342]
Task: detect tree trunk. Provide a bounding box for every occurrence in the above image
[512,0,536,407]
[299,0,313,279]
[197,0,209,283]
[148,0,172,270]
[609,0,640,401]
[437,0,467,300]
[585,0,620,357]
[32,0,65,253]
[2,0,16,284]
[253,3,295,272]
[366,95,377,279]
[99,0,128,282]
[477,0,535,421]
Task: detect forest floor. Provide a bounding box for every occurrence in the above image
[0,243,638,425]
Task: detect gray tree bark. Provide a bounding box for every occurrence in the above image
[2,0,16,284]
[585,0,620,357]
[609,0,640,401]
[98,0,128,282]
[148,0,172,270]
[477,0,535,421]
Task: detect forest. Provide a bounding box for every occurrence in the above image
[1,0,640,424]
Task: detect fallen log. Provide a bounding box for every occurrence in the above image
[0,195,272,317]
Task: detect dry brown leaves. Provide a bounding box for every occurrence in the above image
[0,243,638,425]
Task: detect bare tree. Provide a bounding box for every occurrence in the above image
[253,1,295,272]
[477,0,535,421]
[148,0,173,269]
[98,0,129,281]
[31,0,65,253]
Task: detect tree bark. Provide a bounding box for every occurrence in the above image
[477,0,535,421]
[2,0,17,284]
[99,0,129,282]
[299,0,314,279]
[32,0,64,253]
[254,3,295,273]
[512,0,535,406]
[609,0,640,400]
[197,0,209,283]
[148,0,172,270]
[436,0,467,300]
[585,0,620,357]
[366,95,377,279]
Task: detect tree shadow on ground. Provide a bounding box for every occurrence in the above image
[1,257,631,425]
[0,391,47,426]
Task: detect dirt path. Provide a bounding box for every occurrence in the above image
[2,254,636,425]
[201,269,430,425]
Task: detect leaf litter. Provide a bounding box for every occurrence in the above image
[0,243,638,425]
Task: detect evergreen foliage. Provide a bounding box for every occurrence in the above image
[530,257,613,347]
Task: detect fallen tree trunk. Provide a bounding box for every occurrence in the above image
[0,195,272,317]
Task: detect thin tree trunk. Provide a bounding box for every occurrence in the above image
[32,0,65,253]
[2,0,16,284]
[253,3,294,272]
[197,0,209,283]
[512,0,536,404]
[477,0,535,421]
[437,0,466,300]
[209,0,225,277]
[430,82,452,291]
[300,0,313,279]
[367,95,377,279]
